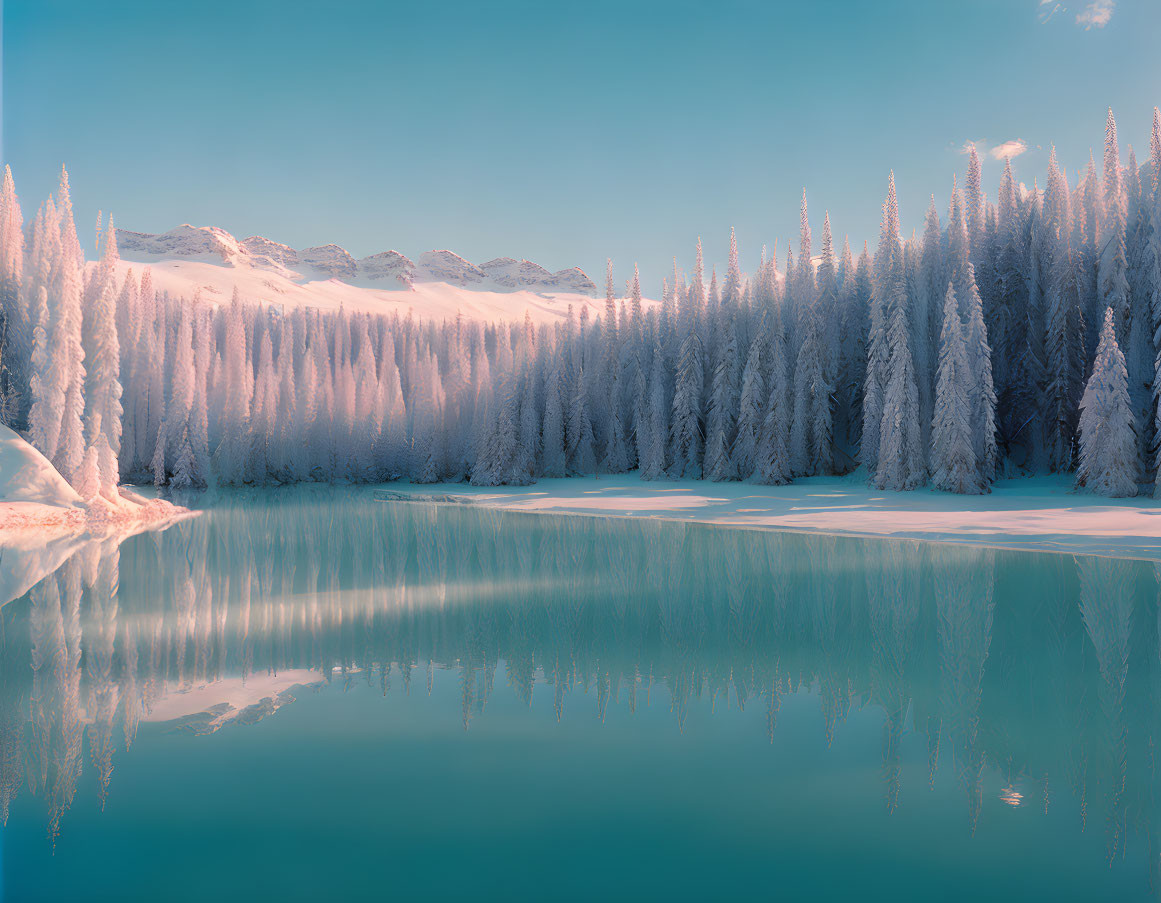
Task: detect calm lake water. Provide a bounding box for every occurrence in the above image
[1,488,1159,901]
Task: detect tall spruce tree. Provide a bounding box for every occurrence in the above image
[1078,308,1138,497]
[931,284,982,493]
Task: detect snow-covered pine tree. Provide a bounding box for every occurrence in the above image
[722,227,744,307]
[1149,108,1161,394]
[668,326,703,479]
[540,357,567,477]
[601,369,629,474]
[566,362,596,475]
[962,263,997,483]
[1043,150,1086,472]
[965,144,984,261]
[992,158,1031,460]
[1078,308,1138,497]
[640,333,669,481]
[81,216,123,496]
[1079,152,1104,368]
[753,316,792,485]
[1017,182,1048,472]
[790,298,832,476]
[732,312,767,480]
[931,284,982,493]
[41,167,87,487]
[1099,109,1130,346]
[214,292,252,484]
[160,309,202,488]
[874,201,925,492]
[862,175,901,475]
[793,191,815,333]
[917,196,945,450]
[836,240,870,466]
[0,166,25,424]
[704,302,739,481]
[1124,145,1155,473]
[817,212,839,388]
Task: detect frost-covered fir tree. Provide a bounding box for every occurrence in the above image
[753,317,792,485]
[566,364,596,475]
[1149,109,1161,388]
[866,173,923,487]
[836,240,870,465]
[1043,150,1086,472]
[790,298,833,476]
[0,166,25,422]
[862,177,899,474]
[732,313,766,480]
[28,167,87,487]
[962,264,997,482]
[874,247,925,491]
[83,217,123,496]
[601,370,629,474]
[931,285,983,493]
[668,327,703,479]
[540,359,567,477]
[1078,308,1137,497]
[639,334,669,480]
[1099,109,1129,344]
[917,196,945,449]
[704,303,739,481]
[214,292,252,484]
[1124,145,1155,473]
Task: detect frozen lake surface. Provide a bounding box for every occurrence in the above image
[1,487,1159,900]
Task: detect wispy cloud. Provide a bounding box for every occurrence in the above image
[990,139,1028,161]
[1075,0,1115,28]
[959,139,1029,162]
[1038,0,1114,28]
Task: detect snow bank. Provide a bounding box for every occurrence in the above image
[0,425,83,509]
[391,473,1161,560]
[0,427,193,608]
[0,425,189,532]
[0,425,87,531]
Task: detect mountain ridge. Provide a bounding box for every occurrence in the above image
[115,224,599,296]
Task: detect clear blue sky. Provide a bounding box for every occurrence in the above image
[4,0,1161,292]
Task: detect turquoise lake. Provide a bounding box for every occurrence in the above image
[1,488,1159,901]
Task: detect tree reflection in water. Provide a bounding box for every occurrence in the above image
[0,488,1156,890]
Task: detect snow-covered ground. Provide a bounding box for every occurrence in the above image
[390,473,1161,560]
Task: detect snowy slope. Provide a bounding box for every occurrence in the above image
[114,224,628,324]
[0,425,84,511]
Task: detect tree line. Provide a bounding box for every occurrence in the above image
[1,107,1159,496]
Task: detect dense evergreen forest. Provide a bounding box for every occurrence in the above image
[2,108,1159,498]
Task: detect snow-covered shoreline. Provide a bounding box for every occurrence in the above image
[0,425,195,606]
[382,473,1161,560]
[0,424,190,536]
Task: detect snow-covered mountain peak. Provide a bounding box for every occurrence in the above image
[416,250,486,286]
[116,224,248,264]
[299,244,358,279]
[358,250,415,286]
[240,235,298,269]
